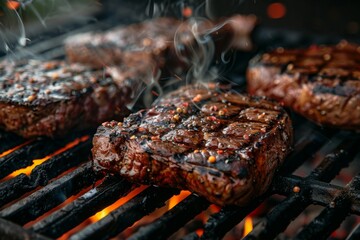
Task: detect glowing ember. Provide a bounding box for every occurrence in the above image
[267,3,286,19]
[7,1,20,10]
[168,190,191,210]
[89,185,148,223]
[196,228,204,237]
[242,216,253,237]
[0,140,32,158]
[182,6,193,18]
[9,135,89,177]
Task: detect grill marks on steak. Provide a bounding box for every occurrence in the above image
[247,41,360,130]
[92,84,292,206]
[0,60,131,138]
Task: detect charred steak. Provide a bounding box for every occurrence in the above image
[92,84,292,206]
[0,59,138,138]
[247,41,360,130]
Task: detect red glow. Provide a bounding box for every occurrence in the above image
[267,3,286,19]
[182,7,192,18]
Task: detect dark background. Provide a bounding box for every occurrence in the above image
[1,0,360,54]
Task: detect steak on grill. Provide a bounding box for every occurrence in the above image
[247,41,360,130]
[65,17,182,71]
[0,59,151,138]
[65,16,257,73]
[92,84,292,206]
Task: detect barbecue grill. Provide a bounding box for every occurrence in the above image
[1,1,360,239]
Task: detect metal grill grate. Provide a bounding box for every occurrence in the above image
[0,12,360,240]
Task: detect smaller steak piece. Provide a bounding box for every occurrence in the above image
[0,60,135,138]
[65,18,181,69]
[247,41,360,130]
[92,84,292,206]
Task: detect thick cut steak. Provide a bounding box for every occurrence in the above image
[247,41,360,130]
[92,84,292,206]
[0,59,141,138]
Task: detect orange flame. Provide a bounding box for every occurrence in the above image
[7,1,20,10]
[168,190,191,210]
[194,204,221,237]
[9,136,89,177]
[0,140,32,158]
[242,216,253,237]
[196,228,204,237]
[89,185,148,223]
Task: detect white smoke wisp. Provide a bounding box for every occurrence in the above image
[0,0,99,56]
[174,17,239,88]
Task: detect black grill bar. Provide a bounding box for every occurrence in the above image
[0,132,26,154]
[0,139,91,207]
[243,139,359,240]
[0,218,50,240]
[0,134,87,180]
[69,187,180,240]
[30,176,134,238]
[0,162,101,225]
[199,203,260,240]
[279,120,335,175]
[182,132,354,240]
[129,194,209,240]
[294,174,360,240]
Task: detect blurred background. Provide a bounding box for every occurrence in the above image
[1,0,359,53]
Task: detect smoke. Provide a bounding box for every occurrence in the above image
[0,0,100,55]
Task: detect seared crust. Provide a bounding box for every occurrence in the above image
[247,41,360,130]
[92,84,292,206]
[0,60,132,138]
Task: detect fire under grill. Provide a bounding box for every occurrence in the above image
[1,11,360,240]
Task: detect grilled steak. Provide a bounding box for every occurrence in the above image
[65,17,182,70]
[247,41,360,130]
[0,59,146,138]
[92,84,292,206]
[65,16,257,72]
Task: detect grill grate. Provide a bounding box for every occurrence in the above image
[1,12,360,240]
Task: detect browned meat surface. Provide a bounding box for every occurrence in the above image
[92,84,292,206]
[65,17,182,70]
[0,59,140,138]
[65,16,257,72]
[247,41,360,130]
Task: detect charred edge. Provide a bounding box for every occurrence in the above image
[312,84,358,97]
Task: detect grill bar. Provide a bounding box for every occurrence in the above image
[0,133,89,180]
[197,202,262,240]
[0,132,26,154]
[0,162,100,225]
[295,175,360,240]
[129,194,209,240]
[31,176,134,238]
[0,218,50,240]
[244,140,359,239]
[0,9,360,239]
[70,187,180,240]
[0,139,91,207]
